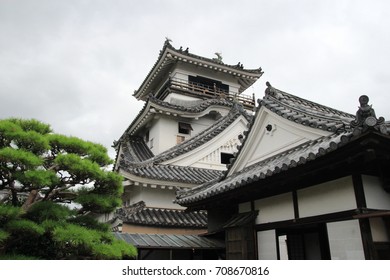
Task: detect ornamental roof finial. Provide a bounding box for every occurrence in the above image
[350,95,388,135]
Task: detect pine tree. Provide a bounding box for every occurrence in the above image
[0,118,136,259]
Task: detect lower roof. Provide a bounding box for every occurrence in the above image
[114,233,225,250]
[116,201,207,228]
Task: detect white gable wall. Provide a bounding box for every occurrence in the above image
[163,115,248,170]
[229,107,331,175]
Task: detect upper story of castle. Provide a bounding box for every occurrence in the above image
[133,39,263,110]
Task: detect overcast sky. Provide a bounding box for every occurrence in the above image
[1,0,389,158]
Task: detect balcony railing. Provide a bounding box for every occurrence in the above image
[164,77,255,109]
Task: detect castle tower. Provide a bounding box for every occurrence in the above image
[112,40,262,258]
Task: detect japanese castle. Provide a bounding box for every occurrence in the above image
[113,39,390,260]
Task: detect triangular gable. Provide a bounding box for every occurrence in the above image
[163,115,248,170]
[227,83,354,176]
[228,106,331,174]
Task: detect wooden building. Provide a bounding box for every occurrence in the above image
[176,83,390,260]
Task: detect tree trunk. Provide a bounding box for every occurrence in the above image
[22,190,39,211]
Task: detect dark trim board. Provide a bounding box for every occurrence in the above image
[255,209,363,232]
[352,173,367,208]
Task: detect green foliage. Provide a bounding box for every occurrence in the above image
[92,238,137,260]
[0,147,43,168]
[52,224,136,260]
[15,170,59,189]
[0,229,10,243]
[5,219,45,236]
[55,153,103,180]
[0,254,40,260]
[25,201,73,223]
[47,134,112,166]
[0,118,136,259]
[7,118,52,135]
[0,204,23,224]
[68,215,110,232]
[75,192,122,213]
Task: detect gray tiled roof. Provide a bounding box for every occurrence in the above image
[120,136,154,163]
[175,132,353,206]
[114,233,225,250]
[149,94,236,113]
[116,201,207,228]
[121,164,224,185]
[262,83,355,132]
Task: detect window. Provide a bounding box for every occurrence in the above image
[188,75,229,92]
[178,122,192,135]
[221,152,234,164]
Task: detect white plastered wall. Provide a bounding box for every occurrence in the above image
[297,176,356,217]
[257,230,278,260]
[327,220,365,260]
[363,175,390,210]
[254,193,295,224]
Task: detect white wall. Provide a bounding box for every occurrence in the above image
[128,185,182,209]
[298,176,356,217]
[363,175,390,210]
[254,193,295,224]
[149,117,177,154]
[370,218,389,242]
[327,220,365,260]
[257,230,278,260]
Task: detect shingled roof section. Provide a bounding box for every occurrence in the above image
[262,82,355,132]
[121,164,224,185]
[149,94,236,114]
[114,233,225,250]
[116,201,207,228]
[120,136,154,163]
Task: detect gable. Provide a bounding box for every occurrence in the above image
[229,107,332,174]
[162,115,248,170]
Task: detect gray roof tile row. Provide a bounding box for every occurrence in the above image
[114,233,225,249]
[262,83,355,132]
[116,202,207,228]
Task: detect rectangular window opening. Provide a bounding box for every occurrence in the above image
[221,152,234,164]
[178,122,193,135]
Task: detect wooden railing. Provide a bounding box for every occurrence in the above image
[166,77,255,109]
